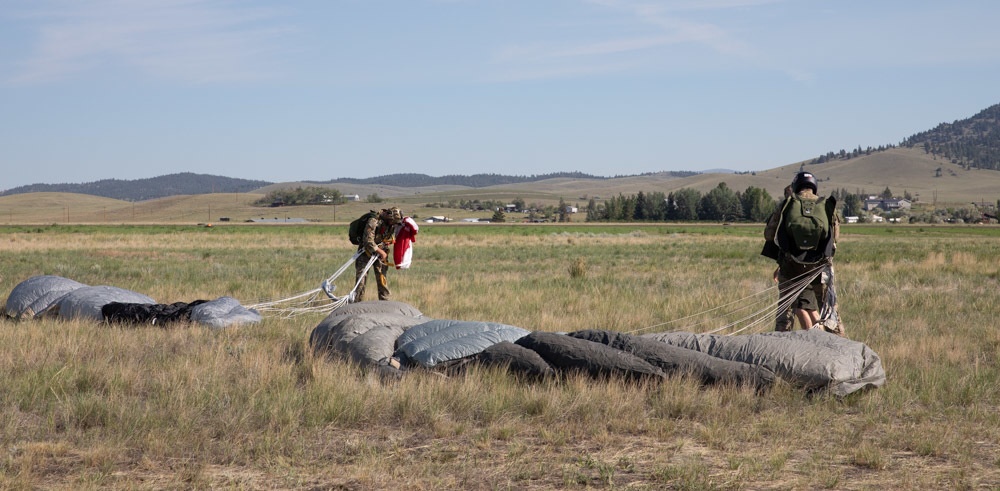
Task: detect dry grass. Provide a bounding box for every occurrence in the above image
[1,223,1000,489]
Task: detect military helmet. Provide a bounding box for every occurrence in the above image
[384,206,403,224]
[791,171,818,193]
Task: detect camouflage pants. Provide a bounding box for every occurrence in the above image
[774,260,827,332]
[774,261,846,337]
[355,252,391,301]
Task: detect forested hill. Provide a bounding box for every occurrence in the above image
[1,171,690,201]
[901,103,1000,170]
[0,173,272,201]
[308,172,616,188]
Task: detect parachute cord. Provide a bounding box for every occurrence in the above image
[625,263,825,337]
[626,283,779,335]
[247,251,380,318]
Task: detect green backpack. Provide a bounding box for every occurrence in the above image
[348,211,378,245]
[782,195,829,251]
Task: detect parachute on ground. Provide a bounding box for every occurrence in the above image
[3,275,886,396]
[4,275,87,319]
[308,300,885,396]
[3,275,261,328]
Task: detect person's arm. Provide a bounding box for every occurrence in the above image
[763,207,781,242]
[832,214,840,243]
[362,217,387,261]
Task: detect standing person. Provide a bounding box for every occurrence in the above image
[762,172,842,334]
[354,207,402,302]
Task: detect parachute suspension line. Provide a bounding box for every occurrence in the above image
[625,264,825,337]
[625,283,778,336]
[247,251,379,318]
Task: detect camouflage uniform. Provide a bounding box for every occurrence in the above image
[354,209,399,301]
[763,188,842,334]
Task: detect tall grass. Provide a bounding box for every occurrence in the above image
[1,223,999,488]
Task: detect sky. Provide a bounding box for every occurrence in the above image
[2,0,999,190]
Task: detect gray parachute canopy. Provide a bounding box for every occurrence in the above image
[4,275,261,328]
[49,285,157,321]
[642,330,885,396]
[394,319,530,368]
[309,301,886,396]
[4,275,87,319]
[311,301,428,366]
[189,297,263,329]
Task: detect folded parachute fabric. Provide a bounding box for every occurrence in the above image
[189,297,263,329]
[101,297,262,328]
[103,300,210,326]
[310,300,429,379]
[643,330,885,396]
[475,341,556,380]
[100,297,262,328]
[4,275,87,319]
[394,319,530,369]
[306,300,884,396]
[50,285,157,321]
[516,331,665,382]
[3,275,261,328]
[569,329,776,390]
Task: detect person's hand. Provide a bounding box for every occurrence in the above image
[377,249,388,263]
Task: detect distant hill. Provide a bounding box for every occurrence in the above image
[1,171,699,201]
[310,171,602,187]
[3,102,999,203]
[901,103,1000,170]
[309,172,620,188]
[0,173,272,201]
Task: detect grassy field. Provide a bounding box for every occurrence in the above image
[1,222,999,489]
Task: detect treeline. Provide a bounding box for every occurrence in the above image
[901,104,1000,171]
[584,183,777,222]
[315,171,702,189]
[808,144,897,165]
[0,173,271,201]
[806,102,1000,171]
[582,184,891,223]
[254,187,347,206]
[314,172,605,188]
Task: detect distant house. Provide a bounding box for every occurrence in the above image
[347,194,361,202]
[864,198,911,212]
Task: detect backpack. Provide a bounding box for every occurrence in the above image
[782,195,829,252]
[348,211,378,245]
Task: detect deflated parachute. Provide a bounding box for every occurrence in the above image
[570,330,776,389]
[309,301,885,396]
[3,275,262,328]
[643,330,885,397]
[395,319,530,368]
[4,275,87,319]
[190,297,265,329]
[50,286,157,321]
[311,301,428,373]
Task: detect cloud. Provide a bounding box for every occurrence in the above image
[492,0,805,82]
[6,0,294,85]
